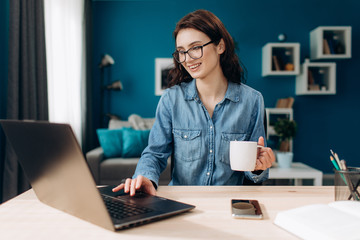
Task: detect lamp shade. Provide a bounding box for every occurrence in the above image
[105,80,123,91]
[99,54,115,68]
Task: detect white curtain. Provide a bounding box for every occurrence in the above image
[44,0,85,145]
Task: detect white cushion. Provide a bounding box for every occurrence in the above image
[128,114,155,130]
[108,119,132,129]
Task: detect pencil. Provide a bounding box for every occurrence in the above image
[330,156,340,170]
[330,149,342,170]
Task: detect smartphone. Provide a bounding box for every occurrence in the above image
[231,199,263,219]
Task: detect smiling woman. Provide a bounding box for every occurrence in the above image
[112,9,275,197]
[168,9,247,88]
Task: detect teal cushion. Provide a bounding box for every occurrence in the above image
[121,128,150,158]
[96,128,123,158]
[96,127,150,158]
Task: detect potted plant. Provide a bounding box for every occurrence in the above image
[274,118,297,168]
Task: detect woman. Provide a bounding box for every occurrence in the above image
[113,9,275,196]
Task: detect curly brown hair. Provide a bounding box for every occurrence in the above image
[167,9,247,88]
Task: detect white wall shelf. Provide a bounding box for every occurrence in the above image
[265,108,293,152]
[262,43,300,77]
[310,26,351,60]
[296,59,336,95]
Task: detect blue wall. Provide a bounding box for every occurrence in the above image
[92,0,360,174]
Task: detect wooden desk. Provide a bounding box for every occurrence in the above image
[0,186,334,239]
[269,162,323,186]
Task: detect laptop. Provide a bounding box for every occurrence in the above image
[0,120,195,231]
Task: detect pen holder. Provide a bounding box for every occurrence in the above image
[334,167,360,201]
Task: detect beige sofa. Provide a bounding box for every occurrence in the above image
[86,115,172,186]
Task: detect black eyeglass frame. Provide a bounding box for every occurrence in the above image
[172,40,214,63]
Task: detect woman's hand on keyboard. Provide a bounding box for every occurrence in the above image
[112,175,156,197]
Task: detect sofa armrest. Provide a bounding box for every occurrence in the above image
[86,147,104,184]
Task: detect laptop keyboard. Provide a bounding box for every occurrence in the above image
[102,194,154,220]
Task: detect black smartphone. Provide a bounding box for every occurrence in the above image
[231,199,263,219]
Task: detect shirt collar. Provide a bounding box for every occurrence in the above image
[183,79,241,102]
[224,81,241,102]
[183,79,198,101]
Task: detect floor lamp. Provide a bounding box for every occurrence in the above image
[99,54,122,127]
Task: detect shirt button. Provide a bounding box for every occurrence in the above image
[184,135,188,138]
[210,126,213,129]
[207,172,210,176]
[210,149,213,153]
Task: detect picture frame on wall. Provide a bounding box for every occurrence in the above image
[155,58,174,96]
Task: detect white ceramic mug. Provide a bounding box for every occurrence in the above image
[229,141,262,171]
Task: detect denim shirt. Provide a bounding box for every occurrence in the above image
[133,79,269,186]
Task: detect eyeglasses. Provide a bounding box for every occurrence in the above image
[172,40,214,63]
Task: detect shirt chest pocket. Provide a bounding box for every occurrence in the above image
[173,129,201,162]
[219,132,248,165]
